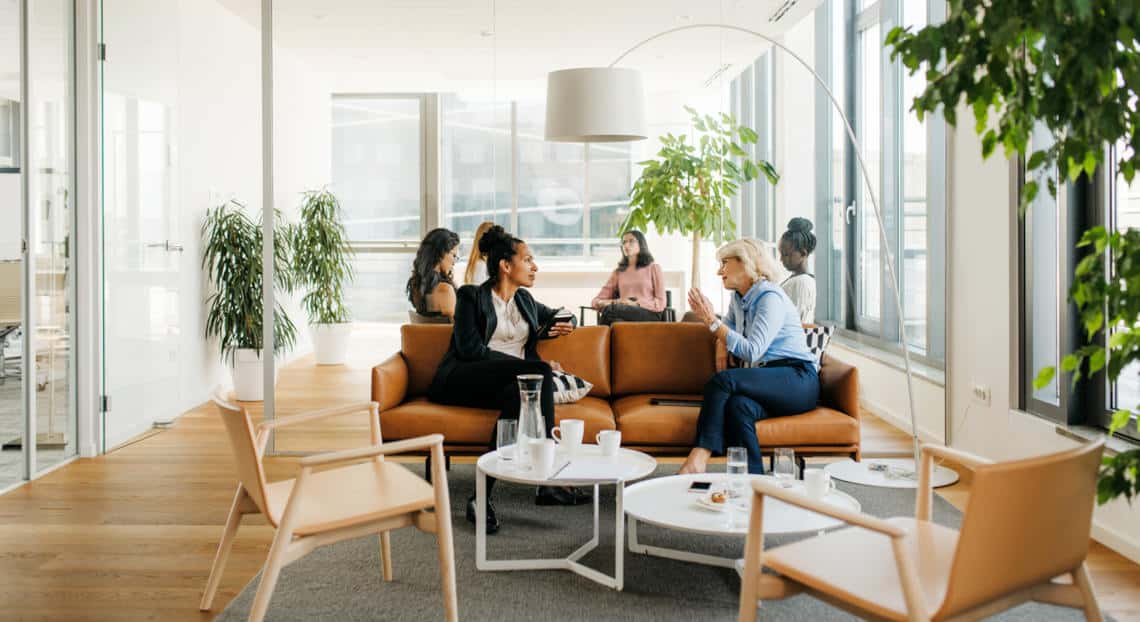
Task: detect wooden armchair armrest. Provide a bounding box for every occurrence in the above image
[916,443,992,520]
[299,434,445,468]
[920,443,992,470]
[751,479,907,538]
[257,402,378,432]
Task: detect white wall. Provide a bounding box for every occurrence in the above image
[945,108,1140,563]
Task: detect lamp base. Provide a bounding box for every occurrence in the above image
[824,458,960,489]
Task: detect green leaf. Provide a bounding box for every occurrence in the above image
[1110,409,1134,434]
[1033,366,1056,391]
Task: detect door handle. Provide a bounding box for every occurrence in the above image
[844,201,856,225]
[146,240,184,252]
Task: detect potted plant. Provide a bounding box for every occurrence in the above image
[888,3,1140,503]
[621,106,778,288]
[202,199,298,401]
[292,188,355,365]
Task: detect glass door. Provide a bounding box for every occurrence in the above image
[0,0,24,487]
[100,0,183,450]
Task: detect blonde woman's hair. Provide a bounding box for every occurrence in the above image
[716,238,781,283]
[464,221,496,284]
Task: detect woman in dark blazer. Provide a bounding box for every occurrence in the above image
[428,225,584,534]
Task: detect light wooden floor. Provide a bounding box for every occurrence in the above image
[0,349,1137,621]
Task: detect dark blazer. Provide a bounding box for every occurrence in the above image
[429,282,570,394]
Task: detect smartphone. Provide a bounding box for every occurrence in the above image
[687,481,712,493]
[541,308,575,335]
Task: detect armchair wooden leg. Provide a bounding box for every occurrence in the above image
[200,486,247,611]
[738,490,765,622]
[379,531,394,581]
[430,444,458,622]
[249,526,294,622]
[1072,563,1104,622]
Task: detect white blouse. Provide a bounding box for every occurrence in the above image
[781,273,817,324]
[488,291,529,359]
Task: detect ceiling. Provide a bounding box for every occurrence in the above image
[215,0,822,96]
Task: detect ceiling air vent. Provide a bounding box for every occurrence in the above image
[769,0,799,23]
[702,63,733,88]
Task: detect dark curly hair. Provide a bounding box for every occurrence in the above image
[780,217,817,255]
[479,225,524,285]
[616,229,654,270]
[406,228,459,313]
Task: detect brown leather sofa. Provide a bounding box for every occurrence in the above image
[371,323,860,460]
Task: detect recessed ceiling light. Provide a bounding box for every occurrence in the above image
[480,29,495,37]
[313,13,327,21]
[677,14,691,21]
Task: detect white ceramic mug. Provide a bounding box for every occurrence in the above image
[596,430,622,457]
[551,419,584,455]
[531,438,557,478]
[804,468,834,500]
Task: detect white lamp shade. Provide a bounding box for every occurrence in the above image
[544,67,647,143]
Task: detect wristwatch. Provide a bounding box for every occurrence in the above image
[708,319,722,333]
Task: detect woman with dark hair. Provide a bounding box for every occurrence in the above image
[428,225,585,534]
[406,228,461,319]
[778,217,817,323]
[591,230,666,325]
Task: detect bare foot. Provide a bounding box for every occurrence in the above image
[678,448,712,474]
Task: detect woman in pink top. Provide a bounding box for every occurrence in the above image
[592,230,667,325]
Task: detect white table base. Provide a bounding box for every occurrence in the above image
[474,467,628,590]
[627,517,740,570]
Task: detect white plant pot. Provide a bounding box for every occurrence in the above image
[230,349,278,402]
[311,323,352,365]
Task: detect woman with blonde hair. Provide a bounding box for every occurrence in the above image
[464,221,496,285]
[680,238,819,475]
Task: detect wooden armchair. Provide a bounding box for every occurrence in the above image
[200,394,457,622]
[739,441,1105,622]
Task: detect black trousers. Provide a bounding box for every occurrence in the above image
[598,303,664,325]
[429,358,556,449]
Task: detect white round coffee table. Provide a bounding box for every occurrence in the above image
[623,473,861,570]
[475,445,657,591]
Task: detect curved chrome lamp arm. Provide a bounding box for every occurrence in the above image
[611,23,922,468]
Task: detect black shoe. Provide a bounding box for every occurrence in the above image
[466,495,500,534]
[535,486,593,506]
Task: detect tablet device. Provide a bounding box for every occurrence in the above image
[649,398,703,407]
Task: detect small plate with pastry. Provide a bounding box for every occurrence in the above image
[694,490,731,512]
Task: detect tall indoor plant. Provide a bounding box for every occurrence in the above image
[292,188,355,365]
[888,1,1140,503]
[621,106,778,288]
[202,199,297,401]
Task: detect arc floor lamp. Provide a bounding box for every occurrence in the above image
[544,22,957,488]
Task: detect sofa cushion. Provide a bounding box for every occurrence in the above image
[381,396,616,447]
[612,394,703,446]
[537,326,611,397]
[554,396,616,438]
[400,325,453,397]
[613,395,859,448]
[611,323,717,396]
[380,397,497,445]
[755,408,859,447]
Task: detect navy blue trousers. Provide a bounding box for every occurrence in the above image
[694,361,820,474]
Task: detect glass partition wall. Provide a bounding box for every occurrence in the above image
[0,0,77,488]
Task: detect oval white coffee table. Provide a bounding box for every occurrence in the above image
[475,445,657,591]
[623,473,861,570]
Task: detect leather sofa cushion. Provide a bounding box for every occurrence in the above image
[381,396,616,446]
[611,323,717,396]
[401,325,453,397]
[613,394,859,448]
[613,394,703,446]
[537,326,611,397]
[756,408,859,447]
[554,396,616,438]
[381,397,496,445]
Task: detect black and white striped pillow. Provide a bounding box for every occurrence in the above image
[804,325,834,363]
[551,370,593,404]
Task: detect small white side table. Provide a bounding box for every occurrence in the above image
[623,473,861,570]
[475,445,657,591]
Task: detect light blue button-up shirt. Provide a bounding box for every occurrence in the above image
[723,280,818,369]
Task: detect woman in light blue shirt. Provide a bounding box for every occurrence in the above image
[681,239,819,474]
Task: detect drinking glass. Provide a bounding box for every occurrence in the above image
[726,446,749,527]
[496,419,518,465]
[773,448,796,487]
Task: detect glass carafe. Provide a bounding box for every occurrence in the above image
[515,374,545,466]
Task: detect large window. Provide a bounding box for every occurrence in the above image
[729,0,946,364]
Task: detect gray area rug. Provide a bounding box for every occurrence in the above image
[219,464,1103,621]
